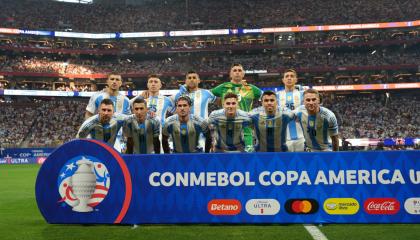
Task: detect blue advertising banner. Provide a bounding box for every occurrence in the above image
[0,147,54,165]
[35,140,420,224]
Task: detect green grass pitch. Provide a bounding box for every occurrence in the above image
[1,164,419,240]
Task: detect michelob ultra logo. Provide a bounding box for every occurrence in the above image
[207,199,241,216]
[285,199,319,214]
[323,198,359,215]
[404,198,420,215]
[245,199,280,215]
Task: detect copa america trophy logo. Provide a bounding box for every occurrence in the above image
[57,156,110,212]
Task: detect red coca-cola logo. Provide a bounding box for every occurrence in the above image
[363,198,400,215]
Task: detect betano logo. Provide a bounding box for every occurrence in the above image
[207,199,241,215]
[323,198,359,215]
[404,197,420,215]
[364,198,400,215]
[285,199,319,214]
[245,199,280,215]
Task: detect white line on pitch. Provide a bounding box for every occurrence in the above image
[304,224,328,240]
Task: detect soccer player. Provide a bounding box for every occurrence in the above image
[162,96,211,153]
[211,63,262,112]
[250,91,294,152]
[277,69,305,152]
[77,99,126,146]
[85,73,130,118]
[208,93,253,152]
[85,73,130,152]
[294,89,339,151]
[130,74,174,126]
[174,71,216,119]
[123,98,161,154]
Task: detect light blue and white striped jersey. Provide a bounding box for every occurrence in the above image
[131,94,174,125]
[294,106,339,151]
[77,114,126,146]
[250,107,293,152]
[208,109,252,152]
[174,86,216,118]
[162,114,210,153]
[277,89,304,141]
[123,115,160,154]
[86,90,131,115]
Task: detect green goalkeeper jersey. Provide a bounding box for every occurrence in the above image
[211,82,262,112]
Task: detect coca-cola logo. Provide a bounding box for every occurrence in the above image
[363,198,400,215]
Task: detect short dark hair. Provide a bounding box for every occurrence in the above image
[108,72,122,79]
[283,68,297,77]
[147,74,160,79]
[100,98,114,108]
[132,97,146,106]
[176,95,192,106]
[231,63,243,69]
[186,70,198,75]
[303,88,319,96]
[224,92,238,101]
[262,90,276,98]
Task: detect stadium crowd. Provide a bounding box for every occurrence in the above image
[1,46,418,76]
[0,99,85,147]
[0,0,419,32]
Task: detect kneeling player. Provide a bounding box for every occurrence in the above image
[123,98,161,154]
[77,99,126,147]
[162,96,211,153]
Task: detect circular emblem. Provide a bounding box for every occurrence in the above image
[57,155,110,212]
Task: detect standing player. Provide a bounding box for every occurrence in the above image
[277,69,305,152]
[174,71,216,119]
[294,89,339,151]
[162,96,211,153]
[131,74,174,126]
[208,93,253,153]
[77,99,125,146]
[211,63,262,112]
[85,73,130,152]
[250,91,294,152]
[123,98,161,154]
[85,73,130,118]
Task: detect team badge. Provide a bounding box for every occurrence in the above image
[181,128,187,135]
[309,120,315,127]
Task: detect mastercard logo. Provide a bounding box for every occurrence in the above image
[285,199,319,214]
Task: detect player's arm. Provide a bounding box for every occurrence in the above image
[153,136,161,154]
[331,135,339,151]
[243,126,254,152]
[85,94,98,120]
[201,120,212,153]
[251,84,263,100]
[85,111,94,120]
[76,120,91,139]
[327,110,339,151]
[126,137,134,154]
[162,134,170,154]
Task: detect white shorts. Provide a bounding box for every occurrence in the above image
[286,138,305,152]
